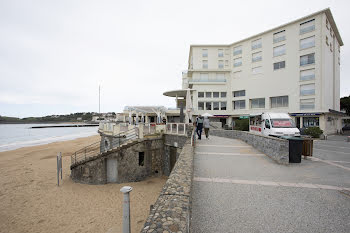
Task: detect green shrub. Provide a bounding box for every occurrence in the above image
[234,119,249,131]
[304,127,323,138]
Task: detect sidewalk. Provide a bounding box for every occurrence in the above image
[191,136,350,233]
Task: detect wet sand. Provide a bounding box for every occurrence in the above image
[0,135,166,233]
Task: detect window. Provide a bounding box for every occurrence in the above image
[198,102,204,110]
[220,102,227,110]
[233,46,242,55]
[273,45,286,57]
[330,43,333,52]
[198,92,204,98]
[300,19,315,34]
[251,98,265,109]
[273,61,285,70]
[216,73,225,82]
[326,36,329,45]
[139,152,145,166]
[206,92,212,98]
[300,83,315,96]
[218,60,224,69]
[200,73,209,82]
[326,19,329,29]
[202,60,208,69]
[202,49,208,57]
[271,96,288,108]
[213,92,219,98]
[213,102,219,110]
[233,90,245,97]
[206,102,212,110]
[234,57,242,67]
[221,92,227,98]
[252,38,262,50]
[234,100,245,109]
[300,99,315,110]
[252,51,262,62]
[225,60,229,67]
[252,66,262,74]
[273,30,286,43]
[303,116,319,127]
[218,49,224,57]
[330,28,333,37]
[300,53,315,66]
[300,69,315,81]
[300,36,315,49]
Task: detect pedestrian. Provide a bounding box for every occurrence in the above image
[196,115,204,140]
[203,116,210,139]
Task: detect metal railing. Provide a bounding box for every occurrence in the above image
[71,127,139,166]
[71,141,100,165]
[166,123,192,135]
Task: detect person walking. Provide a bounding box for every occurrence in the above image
[196,115,204,140]
[203,116,210,139]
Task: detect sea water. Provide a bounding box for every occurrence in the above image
[0,124,98,152]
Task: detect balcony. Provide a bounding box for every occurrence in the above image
[189,77,226,84]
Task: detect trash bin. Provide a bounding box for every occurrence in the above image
[302,136,313,157]
[280,136,304,163]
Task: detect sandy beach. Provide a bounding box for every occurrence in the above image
[0,135,166,233]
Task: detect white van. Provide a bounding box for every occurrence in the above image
[249,113,300,137]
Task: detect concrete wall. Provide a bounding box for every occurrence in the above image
[141,139,194,233]
[210,129,289,164]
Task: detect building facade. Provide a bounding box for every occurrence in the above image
[167,8,344,134]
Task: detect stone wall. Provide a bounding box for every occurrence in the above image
[141,139,194,233]
[163,134,189,176]
[210,129,289,164]
[70,157,107,184]
[71,138,164,184]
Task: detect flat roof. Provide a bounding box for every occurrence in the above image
[190,8,343,49]
[163,89,194,97]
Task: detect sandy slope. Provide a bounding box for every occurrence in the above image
[0,135,166,233]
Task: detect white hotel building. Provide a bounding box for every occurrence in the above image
[164,8,344,134]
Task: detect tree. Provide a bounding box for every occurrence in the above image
[340,95,350,115]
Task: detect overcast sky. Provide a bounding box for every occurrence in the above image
[0,0,349,118]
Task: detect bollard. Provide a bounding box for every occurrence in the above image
[120,186,133,233]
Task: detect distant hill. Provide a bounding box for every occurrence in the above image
[0,112,101,123]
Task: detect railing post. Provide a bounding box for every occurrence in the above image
[176,124,179,135]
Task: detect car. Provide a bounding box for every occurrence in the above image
[342,124,350,131]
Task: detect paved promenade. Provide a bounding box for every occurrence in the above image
[191,136,350,233]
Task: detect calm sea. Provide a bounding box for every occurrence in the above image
[0,124,98,152]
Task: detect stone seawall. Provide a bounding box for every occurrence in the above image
[71,138,164,184]
[210,130,289,164]
[141,139,194,233]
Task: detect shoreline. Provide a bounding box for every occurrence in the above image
[0,121,97,125]
[0,135,166,233]
[0,131,99,153]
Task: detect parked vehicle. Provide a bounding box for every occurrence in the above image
[249,113,300,137]
[342,124,350,131]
